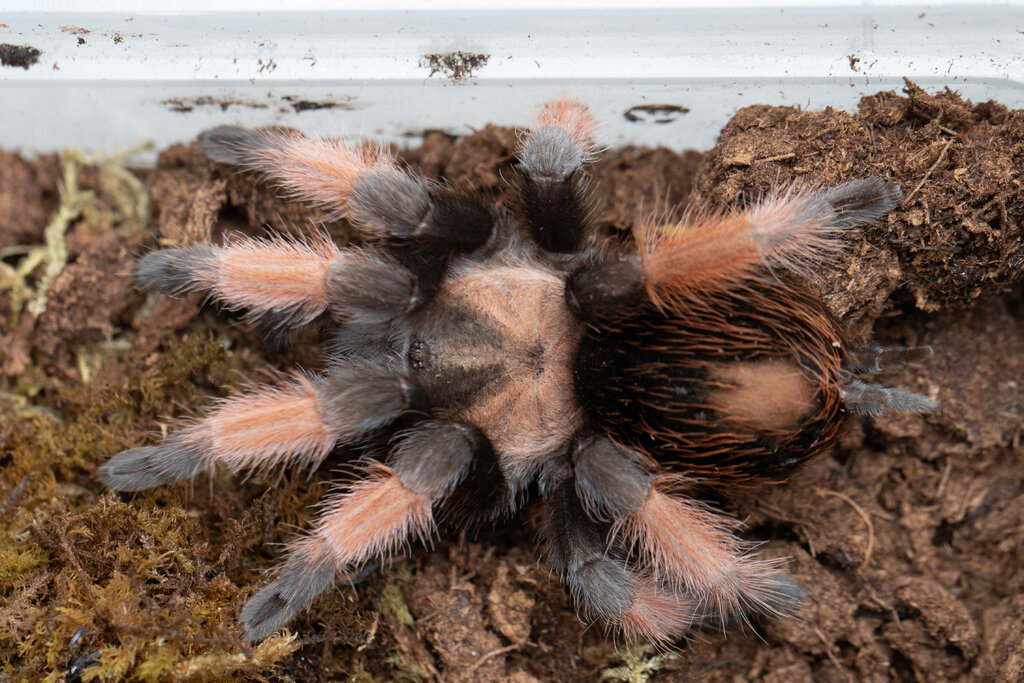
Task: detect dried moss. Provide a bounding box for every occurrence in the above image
[1,144,151,327]
[601,644,679,682]
[0,334,238,680]
[164,633,301,683]
[0,148,301,679]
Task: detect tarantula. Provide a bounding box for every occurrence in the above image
[99,99,934,643]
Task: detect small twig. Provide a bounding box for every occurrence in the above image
[116,622,245,651]
[869,507,896,522]
[296,631,364,648]
[0,473,33,516]
[466,644,520,675]
[414,608,442,625]
[754,152,796,163]
[903,139,953,204]
[754,500,803,525]
[817,488,875,569]
[813,625,853,682]
[29,525,112,566]
[934,455,954,500]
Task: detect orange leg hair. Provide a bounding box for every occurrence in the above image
[133,235,430,341]
[541,472,699,644]
[134,234,341,328]
[197,126,495,251]
[637,178,902,311]
[98,363,418,491]
[616,477,799,624]
[571,435,802,633]
[239,421,481,641]
[198,126,412,226]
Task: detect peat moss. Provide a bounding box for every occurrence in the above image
[0,82,1022,681]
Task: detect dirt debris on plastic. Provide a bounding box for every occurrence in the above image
[0,82,1022,682]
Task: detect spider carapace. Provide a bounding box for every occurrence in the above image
[99,99,934,644]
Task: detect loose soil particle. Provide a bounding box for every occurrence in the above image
[0,82,1021,682]
[0,44,41,69]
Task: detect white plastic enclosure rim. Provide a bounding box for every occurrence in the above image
[1,1,1022,161]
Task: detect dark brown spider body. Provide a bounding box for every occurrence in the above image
[98,99,935,645]
[576,278,845,485]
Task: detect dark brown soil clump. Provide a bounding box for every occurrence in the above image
[0,82,1021,682]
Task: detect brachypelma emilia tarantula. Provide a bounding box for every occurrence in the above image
[99,99,934,644]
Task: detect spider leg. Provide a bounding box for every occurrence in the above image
[198,127,494,252]
[841,379,935,416]
[98,361,420,491]
[240,420,488,641]
[516,97,600,254]
[818,177,904,228]
[540,469,698,644]
[845,343,933,374]
[571,434,804,628]
[841,343,935,415]
[567,178,902,318]
[135,237,434,342]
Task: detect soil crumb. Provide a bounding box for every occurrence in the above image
[0,44,41,69]
[420,51,490,82]
[0,81,1021,682]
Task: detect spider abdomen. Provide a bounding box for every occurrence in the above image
[574,279,845,484]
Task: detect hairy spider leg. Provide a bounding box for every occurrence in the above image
[134,236,435,345]
[134,234,335,330]
[516,97,601,254]
[540,471,698,644]
[198,126,494,252]
[240,420,489,641]
[841,343,935,416]
[845,343,933,374]
[98,361,419,491]
[572,434,803,628]
[567,178,903,319]
[642,178,904,306]
[841,380,935,417]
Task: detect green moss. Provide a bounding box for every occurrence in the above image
[380,563,416,629]
[2,333,226,484]
[0,143,375,681]
[0,315,282,679]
